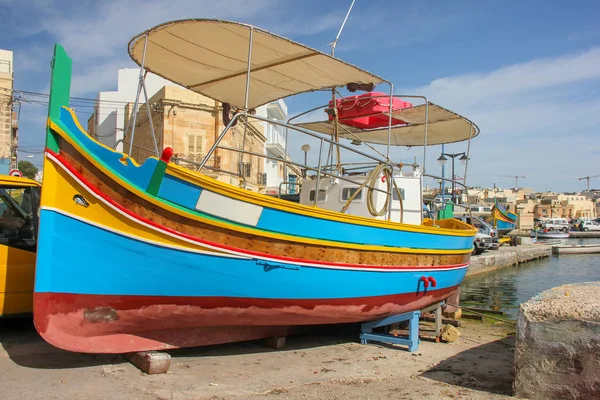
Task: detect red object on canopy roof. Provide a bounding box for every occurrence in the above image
[328,92,413,130]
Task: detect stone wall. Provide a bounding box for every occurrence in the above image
[466,245,551,277]
[514,282,600,399]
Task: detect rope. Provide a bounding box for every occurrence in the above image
[340,164,404,222]
[445,303,516,325]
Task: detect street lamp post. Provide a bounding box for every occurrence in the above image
[301,144,310,177]
[437,152,468,204]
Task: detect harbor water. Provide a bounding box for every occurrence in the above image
[460,238,600,318]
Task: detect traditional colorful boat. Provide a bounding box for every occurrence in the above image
[34,20,478,354]
[490,200,517,235]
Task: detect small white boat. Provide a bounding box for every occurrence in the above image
[530,229,570,240]
[552,244,600,255]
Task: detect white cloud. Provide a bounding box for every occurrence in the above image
[402,47,600,192]
[407,47,600,110]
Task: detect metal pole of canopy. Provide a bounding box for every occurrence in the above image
[386,83,394,160]
[127,33,149,157]
[422,99,429,174]
[328,0,356,176]
[240,27,254,189]
[313,138,325,206]
[141,79,159,157]
[464,123,474,222]
[243,27,254,111]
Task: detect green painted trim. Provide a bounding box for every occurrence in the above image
[147,161,167,196]
[46,45,72,153]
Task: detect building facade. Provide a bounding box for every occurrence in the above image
[0,49,15,174]
[88,69,176,152]
[88,68,293,193]
[117,86,295,192]
[533,193,596,219]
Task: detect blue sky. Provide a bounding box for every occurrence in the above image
[1,0,599,191]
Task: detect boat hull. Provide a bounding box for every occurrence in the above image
[491,203,517,235]
[34,205,466,353]
[530,230,570,239]
[34,44,476,354]
[35,287,458,353]
[552,245,600,255]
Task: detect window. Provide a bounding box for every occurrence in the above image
[186,133,204,161]
[238,162,251,178]
[309,190,327,202]
[341,187,362,202]
[392,188,406,201]
[0,186,37,252]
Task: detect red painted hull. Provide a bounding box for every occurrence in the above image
[34,287,457,353]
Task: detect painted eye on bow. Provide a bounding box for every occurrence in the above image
[73,194,89,208]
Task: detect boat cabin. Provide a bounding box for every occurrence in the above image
[299,167,423,225]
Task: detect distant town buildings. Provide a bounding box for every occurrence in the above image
[0,49,16,175]
[425,185,597,231]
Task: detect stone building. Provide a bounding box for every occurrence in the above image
[0,49,15,174]
[87,67,296,193]
[118,86,273,192]
[88,68,175,152]
[533,193,596,219]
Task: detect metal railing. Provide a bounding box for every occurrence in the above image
[161,99,472,224]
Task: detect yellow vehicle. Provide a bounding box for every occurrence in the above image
[0,175,41,317]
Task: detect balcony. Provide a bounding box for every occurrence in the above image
[265,123,286,158]
[266,99,287,120]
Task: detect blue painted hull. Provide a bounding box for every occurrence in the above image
[36,210,468,300]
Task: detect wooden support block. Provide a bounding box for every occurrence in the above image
[126,351,171,374]
[265,336,286,349]
[420,317,461,327]
[442,309,462,320]
[441,324,461,343]
[461,313,483,321]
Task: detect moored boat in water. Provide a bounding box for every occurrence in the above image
[34,19,479,354]
[552,244,600,255]
[490,200,518,236]
[530,229,570,240]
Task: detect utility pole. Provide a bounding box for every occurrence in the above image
[498,175,526,190]
[578,175,600,191]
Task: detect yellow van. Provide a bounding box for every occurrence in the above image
[0,175,41,317]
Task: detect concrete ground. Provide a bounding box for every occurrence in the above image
[1,317,516,400]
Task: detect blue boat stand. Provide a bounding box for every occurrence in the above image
[359,302,444,352]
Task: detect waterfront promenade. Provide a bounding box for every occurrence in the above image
[467,244,552,277]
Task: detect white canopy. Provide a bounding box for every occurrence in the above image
[293,103,480,146]
[128,19,385,110]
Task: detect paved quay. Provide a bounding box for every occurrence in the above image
[467,244,552,277]
[0,318,515,400]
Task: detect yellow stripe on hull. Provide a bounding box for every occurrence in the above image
[43,156,231,256]
[45,154,472,256]
[50,108,476,239]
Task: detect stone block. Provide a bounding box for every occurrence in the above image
[126,351,171,374]
[514,282,600,399]
[517,236,533,245]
